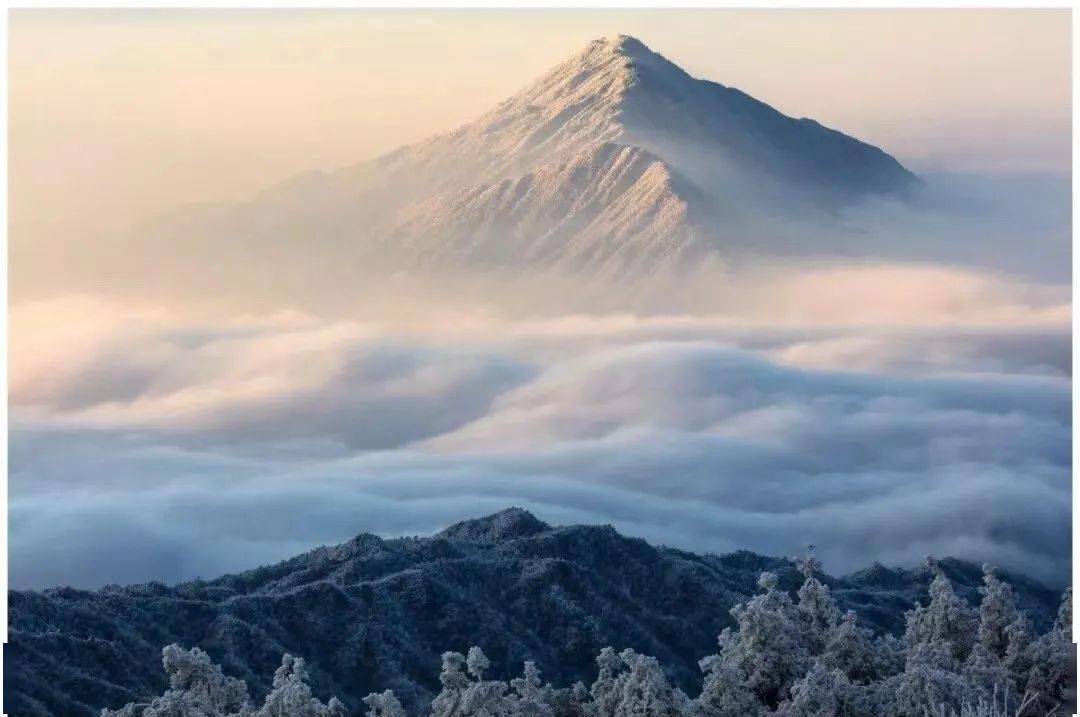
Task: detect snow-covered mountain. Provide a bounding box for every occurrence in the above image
[137,34,917,280]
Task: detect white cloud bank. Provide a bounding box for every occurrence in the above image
[9,288,1070,589]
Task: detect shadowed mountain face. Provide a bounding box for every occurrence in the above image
[4,509,1057,717]
[118,35,917,287]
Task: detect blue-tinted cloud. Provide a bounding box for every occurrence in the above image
[9,314,1070,589]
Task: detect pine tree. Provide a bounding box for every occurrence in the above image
[887,661,975,717]
[904,559,978,671]
[548,682,591,717]
[693,654,763,717]
[796,549,841,656]
[100,644,252,717]
[1003,615,1034,689]
[466,647,490,682]
[589,647,624,716]
[510,661,555,717]
[432,652,472,717]
[822,611,880,684]
[100,646,345,717]
[1021,588,1074,716]
[589,648,686,717]
[364,690,407,717]
[253,654,347,717]
[962,642,1012,707]
[961,565,1029,708]
[977,565,1022,659]
[718,572,810,707]
[776,660,851,717]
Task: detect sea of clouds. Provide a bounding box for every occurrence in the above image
[10,264,1071,589]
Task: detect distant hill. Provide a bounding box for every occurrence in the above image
[4,508,1057,717]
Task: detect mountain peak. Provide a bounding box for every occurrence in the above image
[438,507,551,543]
[573,33,680,83]
[590,33,654,58]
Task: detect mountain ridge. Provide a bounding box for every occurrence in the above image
[4,508,1058,717]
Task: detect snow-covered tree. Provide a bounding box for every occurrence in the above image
[364,690,407,717]
[776,660,851,717]
[101,646,345,717]
[1020,589,1073,716]
[927,686,1041,717]
[885,660,976,717]
[510,661,555,717]
[547,682,591,717]
[101,644,251,717]
[1003,615,1035,687]
[904,559,978,670]
[588,646,628,717]
[977,566,1023,659]
[718,572,810,706]
[871,633,907,680]
[431,648,517,717]
[467,648,491,682]
[796,551,841,656]
[254,654,346,717]
[821,611,880,684]
[962,642,1012,707]
[432,652,472,717]
[589,647,687,717]
[692,654,763,717]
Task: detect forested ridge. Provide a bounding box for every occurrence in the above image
[5,509,1070,716]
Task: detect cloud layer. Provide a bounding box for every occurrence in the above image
[10,295,1070,589]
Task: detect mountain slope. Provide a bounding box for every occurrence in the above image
[4,509,1057,717]
[122,35,917,288]
[390,142,704,275]
[611,35,917,200]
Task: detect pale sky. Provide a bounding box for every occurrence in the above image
[10,9,1071,250]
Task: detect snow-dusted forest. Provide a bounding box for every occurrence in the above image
[102,559,1073,717]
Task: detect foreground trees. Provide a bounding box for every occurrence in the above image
[100,647,347,717]
[103,560,1074,717]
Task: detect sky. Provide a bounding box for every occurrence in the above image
[7,9,1073,591]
